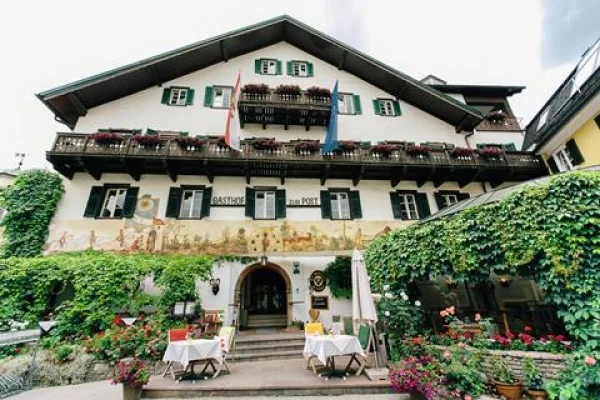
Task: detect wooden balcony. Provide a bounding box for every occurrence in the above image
[238,90,331,130]
[476,117,522,131]
[47,133,547,187]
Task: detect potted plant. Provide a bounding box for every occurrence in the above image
[253,138,281,151]
[306,86,331,102]
[91,132,125,146]
[486,109,507,123]
[450,147,475,158]
[294,140,320,154]
[274,84,301,100]
[132,134,164,148]
[371,144,397,158]
[523,357,547,400]
[406,144,430,157]
[242,83,269,100]
[477,147,502,158]
[111,359,150,400]
[491,355,523,400]
[174,136,206,150]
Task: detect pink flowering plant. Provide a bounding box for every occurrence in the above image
[389,355,443,399]
[111,360,150,388]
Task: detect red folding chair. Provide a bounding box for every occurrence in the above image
[163,328,188,379]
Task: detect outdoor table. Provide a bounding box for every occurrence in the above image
[303,334,365,380]
[162,338,224,381]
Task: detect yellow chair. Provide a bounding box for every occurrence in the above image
[304,322,324,373]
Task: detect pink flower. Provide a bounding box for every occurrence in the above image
[443,350,451,359]
[448,306,455,315]
[465,396,473,400]
[440,310,448,317]
[584,356,597,366]
[458,342,466,349]
[474,313,481,322]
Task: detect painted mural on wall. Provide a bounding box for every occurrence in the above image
[46,193,407,255]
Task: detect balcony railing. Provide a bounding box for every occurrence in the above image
[48,133,547,186]
[476,117,522,131]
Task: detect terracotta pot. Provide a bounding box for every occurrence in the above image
[526,388,548,400]
[122,384,142,400]
[494,380,523,400]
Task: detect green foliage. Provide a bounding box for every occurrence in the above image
[52,344,75,362]
[377,290,427,354]
[491,355,518,384]
[365,171,600,349]
[546,352,600,400]
[323,256,352,299]
[442,347,486,398]
[154,255,213,311]
[523,356,544,390]
[0,170,64,257]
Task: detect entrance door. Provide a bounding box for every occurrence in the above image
[239,268,287,329]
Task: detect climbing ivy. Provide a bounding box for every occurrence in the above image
[365,171,600,349]
[0,170,64,257]
[324,256,352,299]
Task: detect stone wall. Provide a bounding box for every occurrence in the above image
[85,360,167,382]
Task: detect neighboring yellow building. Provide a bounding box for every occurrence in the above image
[523,38,600,172]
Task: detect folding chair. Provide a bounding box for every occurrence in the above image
[163,328,188,379]
[217,326,236,376]
[343,316,354,335]
[304,322,324,373]
[345,323,371,375]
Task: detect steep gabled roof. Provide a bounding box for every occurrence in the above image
[36,15,482,131]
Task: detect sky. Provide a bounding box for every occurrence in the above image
[1,0,599,170]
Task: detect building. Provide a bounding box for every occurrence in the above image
[523,37,600,172]
[37,16,546,330]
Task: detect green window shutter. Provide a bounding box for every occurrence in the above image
[433,193,445,211]
[165,187,183,218]
[353,94,362,115]
[245,187,255,218]
[457,193,470,201]
[415,193,431,219]
[504,143,517,151]
[476,143,485,149]
[122,187,139,219]
[546,157,560,174]
[320,190,331,219]
[565,139,584,165]
[348,191,362,219]
[84,186,104,218]
[201,187,212,218]
[161,88,171,105]
[275,189,286,219]
[185,89,195,106]
[146,128,158,135]
[286,61,293,76]
[393,101,402,116]
[276,60,282,75]
[372,99,381,115]
[307,62,314,77]
[389,192,403,219]
[179,131,189,137]
[204,86,214,107]
[255,59,262,74]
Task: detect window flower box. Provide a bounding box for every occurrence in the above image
[338,140,358,152]
[242,83,269,100]
[450,147,475,157]
[371,144,397,158]
[486,110,507,123]
[478,147,502,158]
[132,135,165,148]
[174,136,206,151]
[406,144,430,156]
[274,84,301,101]
[253,138,281,151]
[306,86,331,103]
[212,136,227,148]
[91,132,125,146]
[294,140,320,153]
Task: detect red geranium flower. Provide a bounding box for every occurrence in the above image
[524,326,533,332]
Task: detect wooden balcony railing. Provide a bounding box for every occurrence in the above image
[476,117,522,131]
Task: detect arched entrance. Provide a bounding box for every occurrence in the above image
[235,263,291,330]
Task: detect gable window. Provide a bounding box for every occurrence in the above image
[161,87,195,106]
[286,61,314,77]
[165,186,212,219]
[548,139,585,173]
[245,187,286,220]
[338,93,362,115]
[389,191,431,220]
[373,98,401,116]
[255,59,281,75]
[320,190,362,220]
[84,185,139,219]
[434,191,470,211]
[204,86,233,108]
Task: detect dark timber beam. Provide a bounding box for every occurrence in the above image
[163,159,177,182]
[245,164,251,185]
[338,50,347,70]
[204,160,214,183]
[390,166,407,187]
[489,179,505,189]
[78,157,101,180]
[320,164,330,186]
[280,165,287,185]
[122,159,141,181]
[353,165,365,187]
[68,93,88,117]
[220,40,228,62]
[53,163,75,180]
[458,169,481,188]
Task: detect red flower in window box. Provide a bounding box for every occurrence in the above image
[371,144,397,157]
[211,136,228,148]
[174,136,206,150]
[253,138,281,151]
[338,140,358,152]
[91,132,125,146]
[406,145,430,156]
[306,86,331,99]
[294,140,320,153]
[274,84,301,97]
[477,147,502,158]
[242,83,270,95]
[450,147,475,157]
[133,135,164,146]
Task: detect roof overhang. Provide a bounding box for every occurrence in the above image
[37,15,483,131]
[429,84,525,98]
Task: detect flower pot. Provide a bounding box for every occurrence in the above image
[122,384,142,400]
[494,380,523,400]
[526,389,547,400]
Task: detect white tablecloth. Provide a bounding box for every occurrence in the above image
[162,338,223,369]
[303,335,365,366]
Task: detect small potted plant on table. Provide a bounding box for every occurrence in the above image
[523,357,547,400]
[491,355,523,400]
[112,359,150,400]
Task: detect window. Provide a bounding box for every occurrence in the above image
[373,98,401,116]
[338,93,362,115]
[84,185,139,219]
[550,139,585,172]
[165,186,212,219]
[537,108,549,130]
[204,86,233,108]
[286,61,314,77]
[161,87,195,106]
[389,191,430,220]
[476,143,517,151]
[254,58,280,75]
[442,194,458,206]
[434,191,469,210]
[245,187,286,220]
[320,190,362,220]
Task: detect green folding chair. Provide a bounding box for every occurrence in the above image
[343,316,353,335]
[345,323,371,375]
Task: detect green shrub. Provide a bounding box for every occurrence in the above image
[323,256,352,299]
[546,352,600,400]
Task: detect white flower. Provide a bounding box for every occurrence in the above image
[399,291,406,297]
[415,301,422,307]
[383,284,390,291]
[385,292,394,299]
[402,294,409,301]
[384,311,390,317]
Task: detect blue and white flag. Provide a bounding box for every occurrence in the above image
[322,80,339,154]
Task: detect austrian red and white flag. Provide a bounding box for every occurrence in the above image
[225,72,242,151]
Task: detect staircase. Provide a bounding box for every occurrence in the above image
[233,331,305,362]
[245,314,287,329]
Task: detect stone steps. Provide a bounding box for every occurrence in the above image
[232,332,305,362]
[232,349,303,363]
[246,314,287,329]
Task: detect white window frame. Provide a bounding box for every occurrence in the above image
[537,108,549,130]
[212,86,233,108]
[379,99,395,116]
[261,59,277,75]
[398,194,419,220]
[552,146,576,172]
[291,61,308,77]
[338,93,355,115]
[100,188,127,218]
[179,189,203,219]
[169,88,188,106]
[255,190,276,220]
[442,194,459,207]
[330,192,351,220]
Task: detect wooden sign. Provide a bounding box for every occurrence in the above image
[311,295,329,310]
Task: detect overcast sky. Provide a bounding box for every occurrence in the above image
[1,0,599,170]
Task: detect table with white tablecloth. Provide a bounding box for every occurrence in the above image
[162,338,224,379]
[303,334,366,378]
